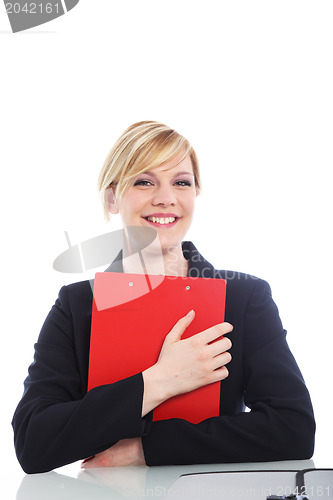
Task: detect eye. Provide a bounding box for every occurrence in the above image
[133,179,153,187]
[174,180,192,187]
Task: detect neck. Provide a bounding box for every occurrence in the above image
[122,239,189,277]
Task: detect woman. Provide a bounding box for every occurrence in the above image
[12,121,315,474]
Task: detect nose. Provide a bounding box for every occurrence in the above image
[151,184,177,207]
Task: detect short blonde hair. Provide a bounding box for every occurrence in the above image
[98,121,201,220]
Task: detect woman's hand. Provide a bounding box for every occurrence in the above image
[81,312,232,468]
[81,437,146,468]
[142,310,233,416]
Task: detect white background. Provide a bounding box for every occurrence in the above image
[0,0,332,494]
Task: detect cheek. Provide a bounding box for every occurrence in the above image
[119,193,144,218]
[184,193,196,214]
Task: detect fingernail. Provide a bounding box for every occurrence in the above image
[81,455,95,467]
[186,309,194,318]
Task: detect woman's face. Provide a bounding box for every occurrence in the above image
[113,153,197,253]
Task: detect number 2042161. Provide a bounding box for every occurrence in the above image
[5,3,61,14]
[274,484,330,497]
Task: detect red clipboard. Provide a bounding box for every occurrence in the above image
[88,272,226,423]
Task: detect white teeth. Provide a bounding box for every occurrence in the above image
[147,216,176,224]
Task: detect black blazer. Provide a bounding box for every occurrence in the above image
[12,242,315,474]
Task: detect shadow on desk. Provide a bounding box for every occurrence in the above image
[16,460,316,500]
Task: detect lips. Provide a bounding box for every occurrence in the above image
[143,213,179,218]
[142,213,180,227]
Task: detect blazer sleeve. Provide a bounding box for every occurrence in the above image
[142,278,316,465]
[12,285,149,474]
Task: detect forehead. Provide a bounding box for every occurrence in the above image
[147,154,194,176]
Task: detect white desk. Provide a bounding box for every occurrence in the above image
[16,459,331,500]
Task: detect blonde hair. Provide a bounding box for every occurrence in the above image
[98,121,201,220]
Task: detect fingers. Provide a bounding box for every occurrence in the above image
[81,438,145,468]
[155,315,233,398]
[164,309,196,344]
[196,330,232,381]
[81,455,102,468]
[210,350,232,371]
[166,315,233,351]
[213,365,230,381]
[201,363,230,385]
[195,322,233,345]
[206,336,232,358]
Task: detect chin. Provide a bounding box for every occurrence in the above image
[159,236,184,253]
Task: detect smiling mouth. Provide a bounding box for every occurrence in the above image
[143,216,179,226]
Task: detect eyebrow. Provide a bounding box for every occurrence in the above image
[141,170,194,177]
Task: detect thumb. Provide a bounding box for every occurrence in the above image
[165,310,195,344]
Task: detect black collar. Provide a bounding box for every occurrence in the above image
[105,241,216,279]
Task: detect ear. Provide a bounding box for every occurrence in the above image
[106,185,119,214]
